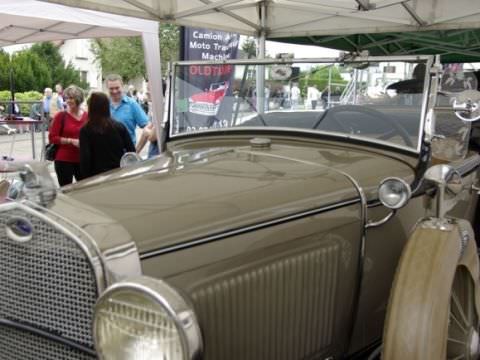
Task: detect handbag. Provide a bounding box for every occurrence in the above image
[44,143,58,161]
[44,112,66,161]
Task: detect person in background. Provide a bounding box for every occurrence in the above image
[307,85,321,110]
[43,87,62,122]
[136,90,159,158]
[290,83,301,109]
[43,88,53,121]
[106,74,148,145]
[48,85,87,186]
[80,92,135,179]
[136,82,166,158]
[136,122,159,158]
[55,83,65,110]
[29,102,42,132]
[127,84,135,98]
[137,90,145,104]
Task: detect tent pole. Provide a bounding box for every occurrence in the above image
[256,1,266,114]
[141,30,164,153]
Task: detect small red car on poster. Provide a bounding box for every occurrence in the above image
[188,81,229,116]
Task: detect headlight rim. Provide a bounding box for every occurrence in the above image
[93,275,203,360]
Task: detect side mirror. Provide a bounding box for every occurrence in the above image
[453,90,480,122]
[424,164,463,219]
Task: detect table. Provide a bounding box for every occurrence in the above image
[0,117,46,159]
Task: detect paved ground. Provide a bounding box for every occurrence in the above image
[0,132,46,161]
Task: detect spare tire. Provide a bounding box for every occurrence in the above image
[383,219,480,360]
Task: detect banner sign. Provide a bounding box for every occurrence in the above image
[177,27,240,132]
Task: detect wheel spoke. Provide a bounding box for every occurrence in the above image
[452,291,470,328]
[450,311,468,333]
[447,337,468,346]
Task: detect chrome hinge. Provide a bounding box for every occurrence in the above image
[472,184,480,195]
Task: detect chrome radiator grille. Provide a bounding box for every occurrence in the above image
[0,327,93,360]
[0,205,99,358]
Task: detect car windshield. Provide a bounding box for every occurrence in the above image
[171,59,429,151]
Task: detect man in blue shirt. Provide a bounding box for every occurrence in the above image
[106,74,148,147]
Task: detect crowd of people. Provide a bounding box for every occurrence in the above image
[47,75,159,187]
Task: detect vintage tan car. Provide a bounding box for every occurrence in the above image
[1,55,480,360]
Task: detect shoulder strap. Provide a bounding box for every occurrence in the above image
[59,111,66,136]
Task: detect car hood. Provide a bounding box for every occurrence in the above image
[55,142,414,254]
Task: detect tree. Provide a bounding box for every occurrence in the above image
[92,37,146,82]
[0,43,88,93]
[0,50,51,93]
[299,65,347,96]
[11,51,52,93]
[0,49,10,91]
[159,24,180,65]
[92,24,180,81]
[30,42,88,89]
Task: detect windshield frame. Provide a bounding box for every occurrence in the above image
[168,55,434,154]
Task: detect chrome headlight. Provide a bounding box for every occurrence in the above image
[378,177,412,209]
[120,152,142,168]
[94,276,202,360]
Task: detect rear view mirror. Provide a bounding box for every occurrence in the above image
[453,90,480,122]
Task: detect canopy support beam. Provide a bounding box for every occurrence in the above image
[175,0,239,19]
[199,0,260,32]
[256,1,266,114]
[75,25,99,37]
[401,1,427,26]
[365,34,390,55]
[13,24,78,38]
[355,0,371,11]
[122,0,160,18]
[141,31,164,151]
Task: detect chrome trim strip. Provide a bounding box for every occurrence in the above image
[366,210,396,229]
[0,318,96,357]
[332,171,368,353]
[417,55,435,153]
[26,199,142,286]
[452,153,480,177]
[139,197,361,260]
[238,152,368,352]
[94,276,203,360]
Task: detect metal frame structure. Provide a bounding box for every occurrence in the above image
[37,1,480,50]
[0,100,46,160]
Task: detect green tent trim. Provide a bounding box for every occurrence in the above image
[273,29,480,63]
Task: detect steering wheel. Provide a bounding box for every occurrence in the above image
[312,105,414,148]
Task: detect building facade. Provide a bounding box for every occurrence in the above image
[59,39,102,90]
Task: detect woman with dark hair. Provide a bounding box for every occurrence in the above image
[79,92,135,179]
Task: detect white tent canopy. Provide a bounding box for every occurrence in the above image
[39,0,480,38]
[0,0,164,143]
